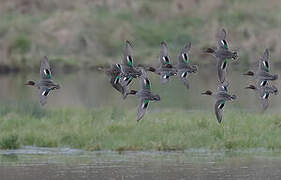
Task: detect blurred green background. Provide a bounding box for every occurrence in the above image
[0,0,281,73]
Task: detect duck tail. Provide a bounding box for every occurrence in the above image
[245,85,256,90]
[123,90,137,99]
[273,74,278,80]
[231,94,237,100]
[129,90,137,95]
[204,48,215,54]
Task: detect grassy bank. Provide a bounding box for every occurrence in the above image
[0,104,281,151]
[1,0,281,72]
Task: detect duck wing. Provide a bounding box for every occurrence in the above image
[40,56,52,80]
[178,42,191,66]
[160,72,170,84]
[160,42,172,67]
[39,86,51,106]
[217,57,227,83]
[177,69,190,89]
[123,40,135,68]
[217,29,229,50]
[259,49,270,73]
[215,99,225,123]
[137,98,149,121]
[259,88,269,110]
[140,69,151,91]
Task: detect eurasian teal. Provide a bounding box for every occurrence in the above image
[106,63,137,99]
[154,42,177,84]
[25,56,60,106]
[136,69,160,121]
[201,82,236,123]
[245,84,278,110]
[204,29,238,83]
[176,42,198,89]
[119,40,141,86]
[243,49,278,87]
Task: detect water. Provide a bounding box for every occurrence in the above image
[1,147,281,180]
[0,68,281,111]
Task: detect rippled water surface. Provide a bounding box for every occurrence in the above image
[1,147,281,180]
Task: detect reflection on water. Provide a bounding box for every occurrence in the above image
[0,68,280,111]
[0,147,281,180]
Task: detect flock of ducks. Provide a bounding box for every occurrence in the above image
[25,29,279,123]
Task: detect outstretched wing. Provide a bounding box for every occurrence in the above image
[259,89,269,111]
[178,42,191,65]
[40,56,52,80]
[178,70,190,89]
[160,42,171,66]
[215,99,225,123]
[123,40,134,67]
[140,69,151,90]
[160,72,170,84]
[137,98,149,121]
[39,86,51,106]
[259,49,270,72]
[217,29,228,50]
[217,57,227,83]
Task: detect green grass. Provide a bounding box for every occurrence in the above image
[0,104,281,151]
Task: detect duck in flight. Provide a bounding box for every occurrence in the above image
[204,29,238,83]
[119,40,141,87]
[136,69,160,121]
[202,82,236,123]
[106,63,137,99]
[243,49,278,87]
[245,84,278,111]
[25,56,60,106]
[175,42,198,89]
[153,42,177,84]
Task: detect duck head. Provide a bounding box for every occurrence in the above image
[245,85,256,90]
[243,71,254,76]
[231,94,237,100]
[152,94,161,101]
[25,80,36,86]
[201,90,213,96]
